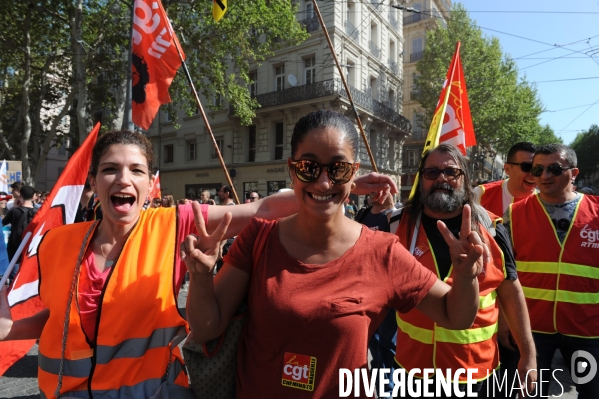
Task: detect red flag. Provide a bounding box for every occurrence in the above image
[409,42,475,198]
[131,0,185,130]
[149,170,161,199]
[0,123,100,375]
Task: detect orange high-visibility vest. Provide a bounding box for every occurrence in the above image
[394,212,506,381]
[510,194,599,337]
[37,207,189,399]
[478,180,505,217]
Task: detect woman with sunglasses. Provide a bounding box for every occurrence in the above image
[182,110,488,398]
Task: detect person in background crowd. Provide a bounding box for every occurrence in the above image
[7,181,25,210]
[40,191,50,205]
[217,185,235,206]
[151,198,162,208]
[248,191,260,202]
[394,144,536,398]
[349,199,358,215]
[506,144,599,398]
[578,186,595,195]
[161,194,175,208]
[344,198,355,218]
[200,190,215,205]
[473,141,537,395]
[182,110,487,398]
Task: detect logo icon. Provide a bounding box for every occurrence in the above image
[281,352,317,391]
[571,350,597,385]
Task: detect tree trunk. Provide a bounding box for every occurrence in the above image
[20,8,32,184]
[71,0,90,145]
[112,76,127,130]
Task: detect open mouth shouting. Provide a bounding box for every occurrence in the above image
[111,193,136,212]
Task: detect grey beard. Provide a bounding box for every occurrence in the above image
[420,183,467,214]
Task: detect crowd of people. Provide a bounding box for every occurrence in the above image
[0,109,597,399]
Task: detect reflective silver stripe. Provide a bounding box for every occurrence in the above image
[90,377,163,398]
[96,326,185,364]
[38,352,92,378]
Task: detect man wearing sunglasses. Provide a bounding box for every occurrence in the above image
[474,142,537,217]
[506,144,599,398]
[393,144,536,398]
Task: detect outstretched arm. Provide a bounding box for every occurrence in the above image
[415,205,483,330]
[0,286,48,341]
[205,172,399,238]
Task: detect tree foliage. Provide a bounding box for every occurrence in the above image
[0,0,307,185]
[570,124,599,182]
[412,4,554,156]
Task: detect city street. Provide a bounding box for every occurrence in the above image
[0,286,580,398]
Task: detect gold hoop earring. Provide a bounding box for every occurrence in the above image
[351,182,356,191]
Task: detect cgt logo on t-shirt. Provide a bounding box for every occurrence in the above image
[281,352,317,391]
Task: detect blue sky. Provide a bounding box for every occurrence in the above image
[457,0,599,144]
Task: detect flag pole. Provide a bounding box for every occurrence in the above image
[311,0,378,173]
[122,1,134,131]
[167,38,240,204]
[0,232,31,287]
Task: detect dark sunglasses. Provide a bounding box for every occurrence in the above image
[530,164,575,177]
[291,160,358,185]
[421,167,464,180]
[506,162,533,173]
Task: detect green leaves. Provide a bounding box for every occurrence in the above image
[412,4,551,155]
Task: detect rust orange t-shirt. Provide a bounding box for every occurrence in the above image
[224,218,437,398]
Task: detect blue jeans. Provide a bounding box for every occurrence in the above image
[369,309,397,397]
[534,332,599,399]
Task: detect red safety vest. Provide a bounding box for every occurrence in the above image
[394,212,506,381]
[37,207,189,398]
[510,194,599,337]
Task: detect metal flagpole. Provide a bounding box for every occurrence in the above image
[311,0,378,172]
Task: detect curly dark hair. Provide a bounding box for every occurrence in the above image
[90,130,154,177]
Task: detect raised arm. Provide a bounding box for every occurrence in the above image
[205,172,399,238]
[0,286,48,341]
[182,203,249,343]
[415,205,483,330]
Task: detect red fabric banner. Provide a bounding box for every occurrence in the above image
[0,123,100,375]
[131,0,185,130]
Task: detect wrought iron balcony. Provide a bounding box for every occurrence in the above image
[403,12,429,25]
[388,60,399,75]
[345,20,359,41]
[299,16,319,33]
[410,51,423,62]
[369,40,381,59]
[388,13,399,30]
[252,79,411,133]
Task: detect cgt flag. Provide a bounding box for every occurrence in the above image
[410,42,475,198]
[213,0,227,22]
[0,123,100,375]
[131,0,185,130]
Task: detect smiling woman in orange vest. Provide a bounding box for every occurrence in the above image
[0,130,399,399]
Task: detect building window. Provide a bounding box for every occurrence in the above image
[412,113,423,140]
[211,137,224,159]
[164,144,174,163]
[268,181,287,196]
[249,71,257,97]
[304,57,316,85]
[407,150,417,167]
[164,110,173,122]
[275,65,285,91]
[305,1,314,18]
[248,125,257,162]
[346,60,355,87]
[411,38,423,62]
[212,93,223,107]
[274,122,284,160]
[187,141,197,161]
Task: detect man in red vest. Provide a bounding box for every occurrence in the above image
[473,142,537,217]
[473,142,537,396]
[395,144,536,398]
[507,144,599,398]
